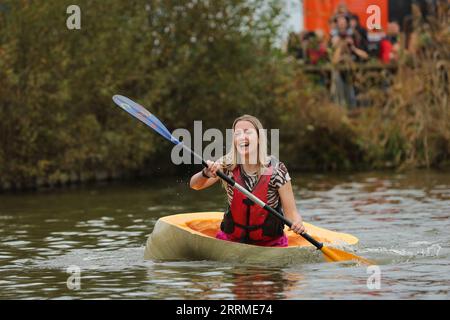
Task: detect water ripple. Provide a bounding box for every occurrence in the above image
[0,171,449,299]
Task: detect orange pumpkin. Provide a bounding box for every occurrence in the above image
[144,212,359,265]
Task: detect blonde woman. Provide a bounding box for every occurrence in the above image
[190,115,305,247]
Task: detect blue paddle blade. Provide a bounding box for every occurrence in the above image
[112,95,180,145]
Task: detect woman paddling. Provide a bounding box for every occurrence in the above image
[190,115,306,247]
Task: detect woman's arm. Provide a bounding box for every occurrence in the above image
[351,45,369,60]
[278,181,306,234]
[331,39,346,64]
[189,160,220,190]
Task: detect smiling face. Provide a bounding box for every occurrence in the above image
[337,16,348,33]
[234,120,259,162]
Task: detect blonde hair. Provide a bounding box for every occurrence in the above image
[220,115,270,178]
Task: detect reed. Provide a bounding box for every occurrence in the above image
[354,2,449,169]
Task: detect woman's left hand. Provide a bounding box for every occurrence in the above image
[290,219,306,235]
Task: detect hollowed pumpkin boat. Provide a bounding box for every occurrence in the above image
[144,212,359,265]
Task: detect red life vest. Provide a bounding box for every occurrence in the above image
[224,164,284,243]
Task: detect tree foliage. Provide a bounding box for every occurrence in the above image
[0,1,448,190]
[0,0,291,188]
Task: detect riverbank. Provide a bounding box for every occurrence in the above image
[2,165,449,194]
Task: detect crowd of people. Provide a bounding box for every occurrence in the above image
[288,4,402,66]
[287,4,403,109]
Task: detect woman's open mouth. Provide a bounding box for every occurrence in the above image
[238,141,250,151]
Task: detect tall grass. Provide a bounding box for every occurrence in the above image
[354,2,449,169]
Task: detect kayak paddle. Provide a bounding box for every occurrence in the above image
[112,95,373,265]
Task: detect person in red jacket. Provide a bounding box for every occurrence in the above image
[190,115,305,247]
[379,21,401,64]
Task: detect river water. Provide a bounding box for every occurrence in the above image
[0,171,449,299]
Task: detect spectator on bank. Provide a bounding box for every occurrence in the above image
[379,21,401,64]
[331,15,369,64]
[329,16,337,35]
[304,30,328,65]
[286,30,328,65]
[330,15,368,109]
[349,14,369,54]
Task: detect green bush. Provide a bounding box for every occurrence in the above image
[0,0,293,187]
[0,1,448,190]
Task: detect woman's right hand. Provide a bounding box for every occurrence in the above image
[204,160,221,178]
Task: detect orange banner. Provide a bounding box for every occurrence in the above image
[303,0,388,33]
